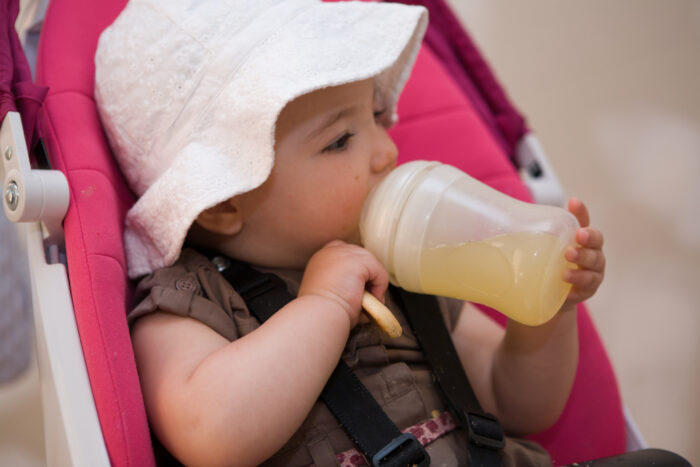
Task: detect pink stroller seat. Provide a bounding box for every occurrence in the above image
[33,0,626,464]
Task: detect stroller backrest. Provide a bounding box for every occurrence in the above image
[34,0,626,465]
[36,0,153,465]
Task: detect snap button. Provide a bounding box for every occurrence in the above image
[175,278,197,292]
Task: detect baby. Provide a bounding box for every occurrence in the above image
[95,1,605,466]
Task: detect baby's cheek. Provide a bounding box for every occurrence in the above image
[334,189,367,239]
[308,175,370,244]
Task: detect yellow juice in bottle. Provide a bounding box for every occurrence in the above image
[419,231,574,325]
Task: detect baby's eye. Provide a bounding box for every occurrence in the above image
[323,132,355,153]
[373,109,387,120]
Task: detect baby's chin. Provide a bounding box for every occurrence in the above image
[316,228,363,250]
[288,230,365,269]
[344,226,364,247]
[346,233,363,248]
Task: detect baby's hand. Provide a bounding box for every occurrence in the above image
[562,198,606,309]
[298,240,389,328]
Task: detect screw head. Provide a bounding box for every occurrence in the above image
[4,146,12,161]
[4,181,19,211]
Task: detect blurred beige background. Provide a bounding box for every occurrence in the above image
[2,1,699,466]
[448,0,700,463]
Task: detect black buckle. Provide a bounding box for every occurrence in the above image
[466,412,505,450]
[371,433,430,467]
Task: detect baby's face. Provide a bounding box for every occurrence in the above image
[227,79,398,268]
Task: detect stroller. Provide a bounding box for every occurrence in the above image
[1,0,689,465]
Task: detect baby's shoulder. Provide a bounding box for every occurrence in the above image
[129,248,251,341]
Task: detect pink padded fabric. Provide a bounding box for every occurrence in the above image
[391,48,532,202]
[35,0,152,466]
[34,0,624,465]
[392,46,626,465]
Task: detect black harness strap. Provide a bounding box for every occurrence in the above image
[392,288,504,467]
[212,256,429,467]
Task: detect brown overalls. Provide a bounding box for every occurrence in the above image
[129,249,551,466]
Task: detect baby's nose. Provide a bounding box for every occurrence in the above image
[371,132,398,174]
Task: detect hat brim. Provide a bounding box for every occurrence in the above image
[125,1,428,277]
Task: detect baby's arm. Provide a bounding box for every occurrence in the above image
[131,240,387,467]
[451,198,605,436]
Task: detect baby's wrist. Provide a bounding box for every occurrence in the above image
[296,292,358,330]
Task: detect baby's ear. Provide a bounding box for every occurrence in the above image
[194,198,243,236]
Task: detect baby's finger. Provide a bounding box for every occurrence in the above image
[359,249,390,301]
[366,274,389,303]
[576,227,604,249]
[563,268,603,292]
[566,247,606,272]
[568,198,590,228]
[565,288,588,305]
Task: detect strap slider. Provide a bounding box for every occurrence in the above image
[466,412,505,451]
[371,433,430,467]
[218,259,286,301]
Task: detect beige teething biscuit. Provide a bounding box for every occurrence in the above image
[362,291,402,338]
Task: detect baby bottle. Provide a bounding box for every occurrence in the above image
[360,161,579,326]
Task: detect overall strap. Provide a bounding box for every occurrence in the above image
[392,288,505,467]
[210,255,429,467]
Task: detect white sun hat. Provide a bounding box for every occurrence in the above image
[94,0,428,278]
